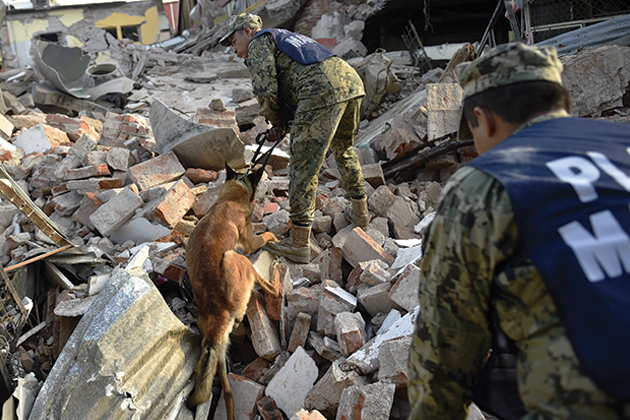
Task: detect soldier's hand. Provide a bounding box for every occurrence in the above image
[266,127,282,143]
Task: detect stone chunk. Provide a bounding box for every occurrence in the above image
[148,180,195,228]
[89,186,143,237]
[288,312,312,353]
[341,227,394,268]
[335,382,396,420]
[388,263,420,311]
[0,113,14,140]
[214,373,265,420]
[335,311,366,357]
[376,336,412,387]
[247,290,282,360]
[426,83,463,140]
[361,163,385,188]
[128,151,185,190]
[304,358,369,419]
[357,282,399,317]
[107,147,130,171]
[265,346,319,418]
[13,124,69,155]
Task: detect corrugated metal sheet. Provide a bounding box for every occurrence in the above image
[28,248,201,420]
[537,14,630,55]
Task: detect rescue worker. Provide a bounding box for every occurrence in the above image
[220,13,370,263]
[408,42,630,419]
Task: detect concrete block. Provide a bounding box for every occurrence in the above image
[311,214,332,234]
[288,312,312,353]
[308,331,343,362]
[414,211,435,235]
[149,180,195,228]
[561,45,627,116]
[361,163,385,188]
[377,309,402,335]
[128,151,185,190]
[265,346,319,418]
[214,373,265,420]
[85,150,108,166]
[0,113,14,140]
[426,83,463,140]
[51,191,82,217]
[107,147,130,171]
[342,227,394,268]
[304,358,369,418]
[64,177,124,195]
[68,135,98,165]
[13,124,69,155]
[386,196,421,228]
[357,282,400,317]
[376,336,412,387]
[341,307,418,374]
[359,261,391,286]
[335,312,366,357]
[335,382,396,420]
[63,164,111,181]
[263,209,291,236]
[312,247,343,284]
[287,285,321,337]
[345,259,389,294]
[247,290,282,360]
[89,187,143,237]
[368,185,395,218]
[388,263,420,311]
[390,245,423,271]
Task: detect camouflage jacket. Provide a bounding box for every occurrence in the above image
[408,165,630,420]
[244,32,365,130]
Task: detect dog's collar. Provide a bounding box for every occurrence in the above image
[240,179,254,201]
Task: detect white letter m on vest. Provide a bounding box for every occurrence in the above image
[558,210,630,282]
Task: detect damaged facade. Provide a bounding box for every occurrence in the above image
[0,0,628,418]
[0,0,172,69]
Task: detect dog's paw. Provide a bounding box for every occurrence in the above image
[261,232,278,244]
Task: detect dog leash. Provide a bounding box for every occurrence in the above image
[245,129,284,176]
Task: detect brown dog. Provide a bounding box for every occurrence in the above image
[185,163,278,417]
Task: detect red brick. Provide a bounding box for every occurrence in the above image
[288,312,312,353]
[241,357,270,382]
[128,151,185,191]
[256,396,284,420]
[0,150,11,162]
[263,202,279,214]
[312,247,343,283]
[150,180,195,228]
[192,184,222,219]
[342,227,394,268]
[185,168,218,184]
[63,164,111,181]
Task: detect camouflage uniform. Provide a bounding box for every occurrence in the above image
[408,43,630,420]
[245,32,366,226]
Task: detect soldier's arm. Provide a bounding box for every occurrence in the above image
[408,167,516,420]
[246,34,281,126]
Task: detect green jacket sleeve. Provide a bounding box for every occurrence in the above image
[407,166,517,420]
[245,34,282,128]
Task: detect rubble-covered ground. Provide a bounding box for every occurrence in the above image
[0,24,628,420]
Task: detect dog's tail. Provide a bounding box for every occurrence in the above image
[187,336,225,408]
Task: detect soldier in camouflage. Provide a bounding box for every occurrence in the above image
[408,43,630,419]
[220,13,370,263]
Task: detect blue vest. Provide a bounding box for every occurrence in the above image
[253,28,334,65]
[468,117,630,400]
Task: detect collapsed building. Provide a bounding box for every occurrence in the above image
[0,0,628,418]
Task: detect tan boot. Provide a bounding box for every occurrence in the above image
[345,197,370,229]
[264,224,311,264]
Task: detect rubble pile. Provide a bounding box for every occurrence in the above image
[0,30,627,419]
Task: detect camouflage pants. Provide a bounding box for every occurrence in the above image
[288,97,366,226]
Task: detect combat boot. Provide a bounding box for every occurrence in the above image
[344,196,370,229]
[264,224,311,264]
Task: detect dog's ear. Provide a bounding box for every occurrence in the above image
[247,164,265,188]
[225,162,238,181]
